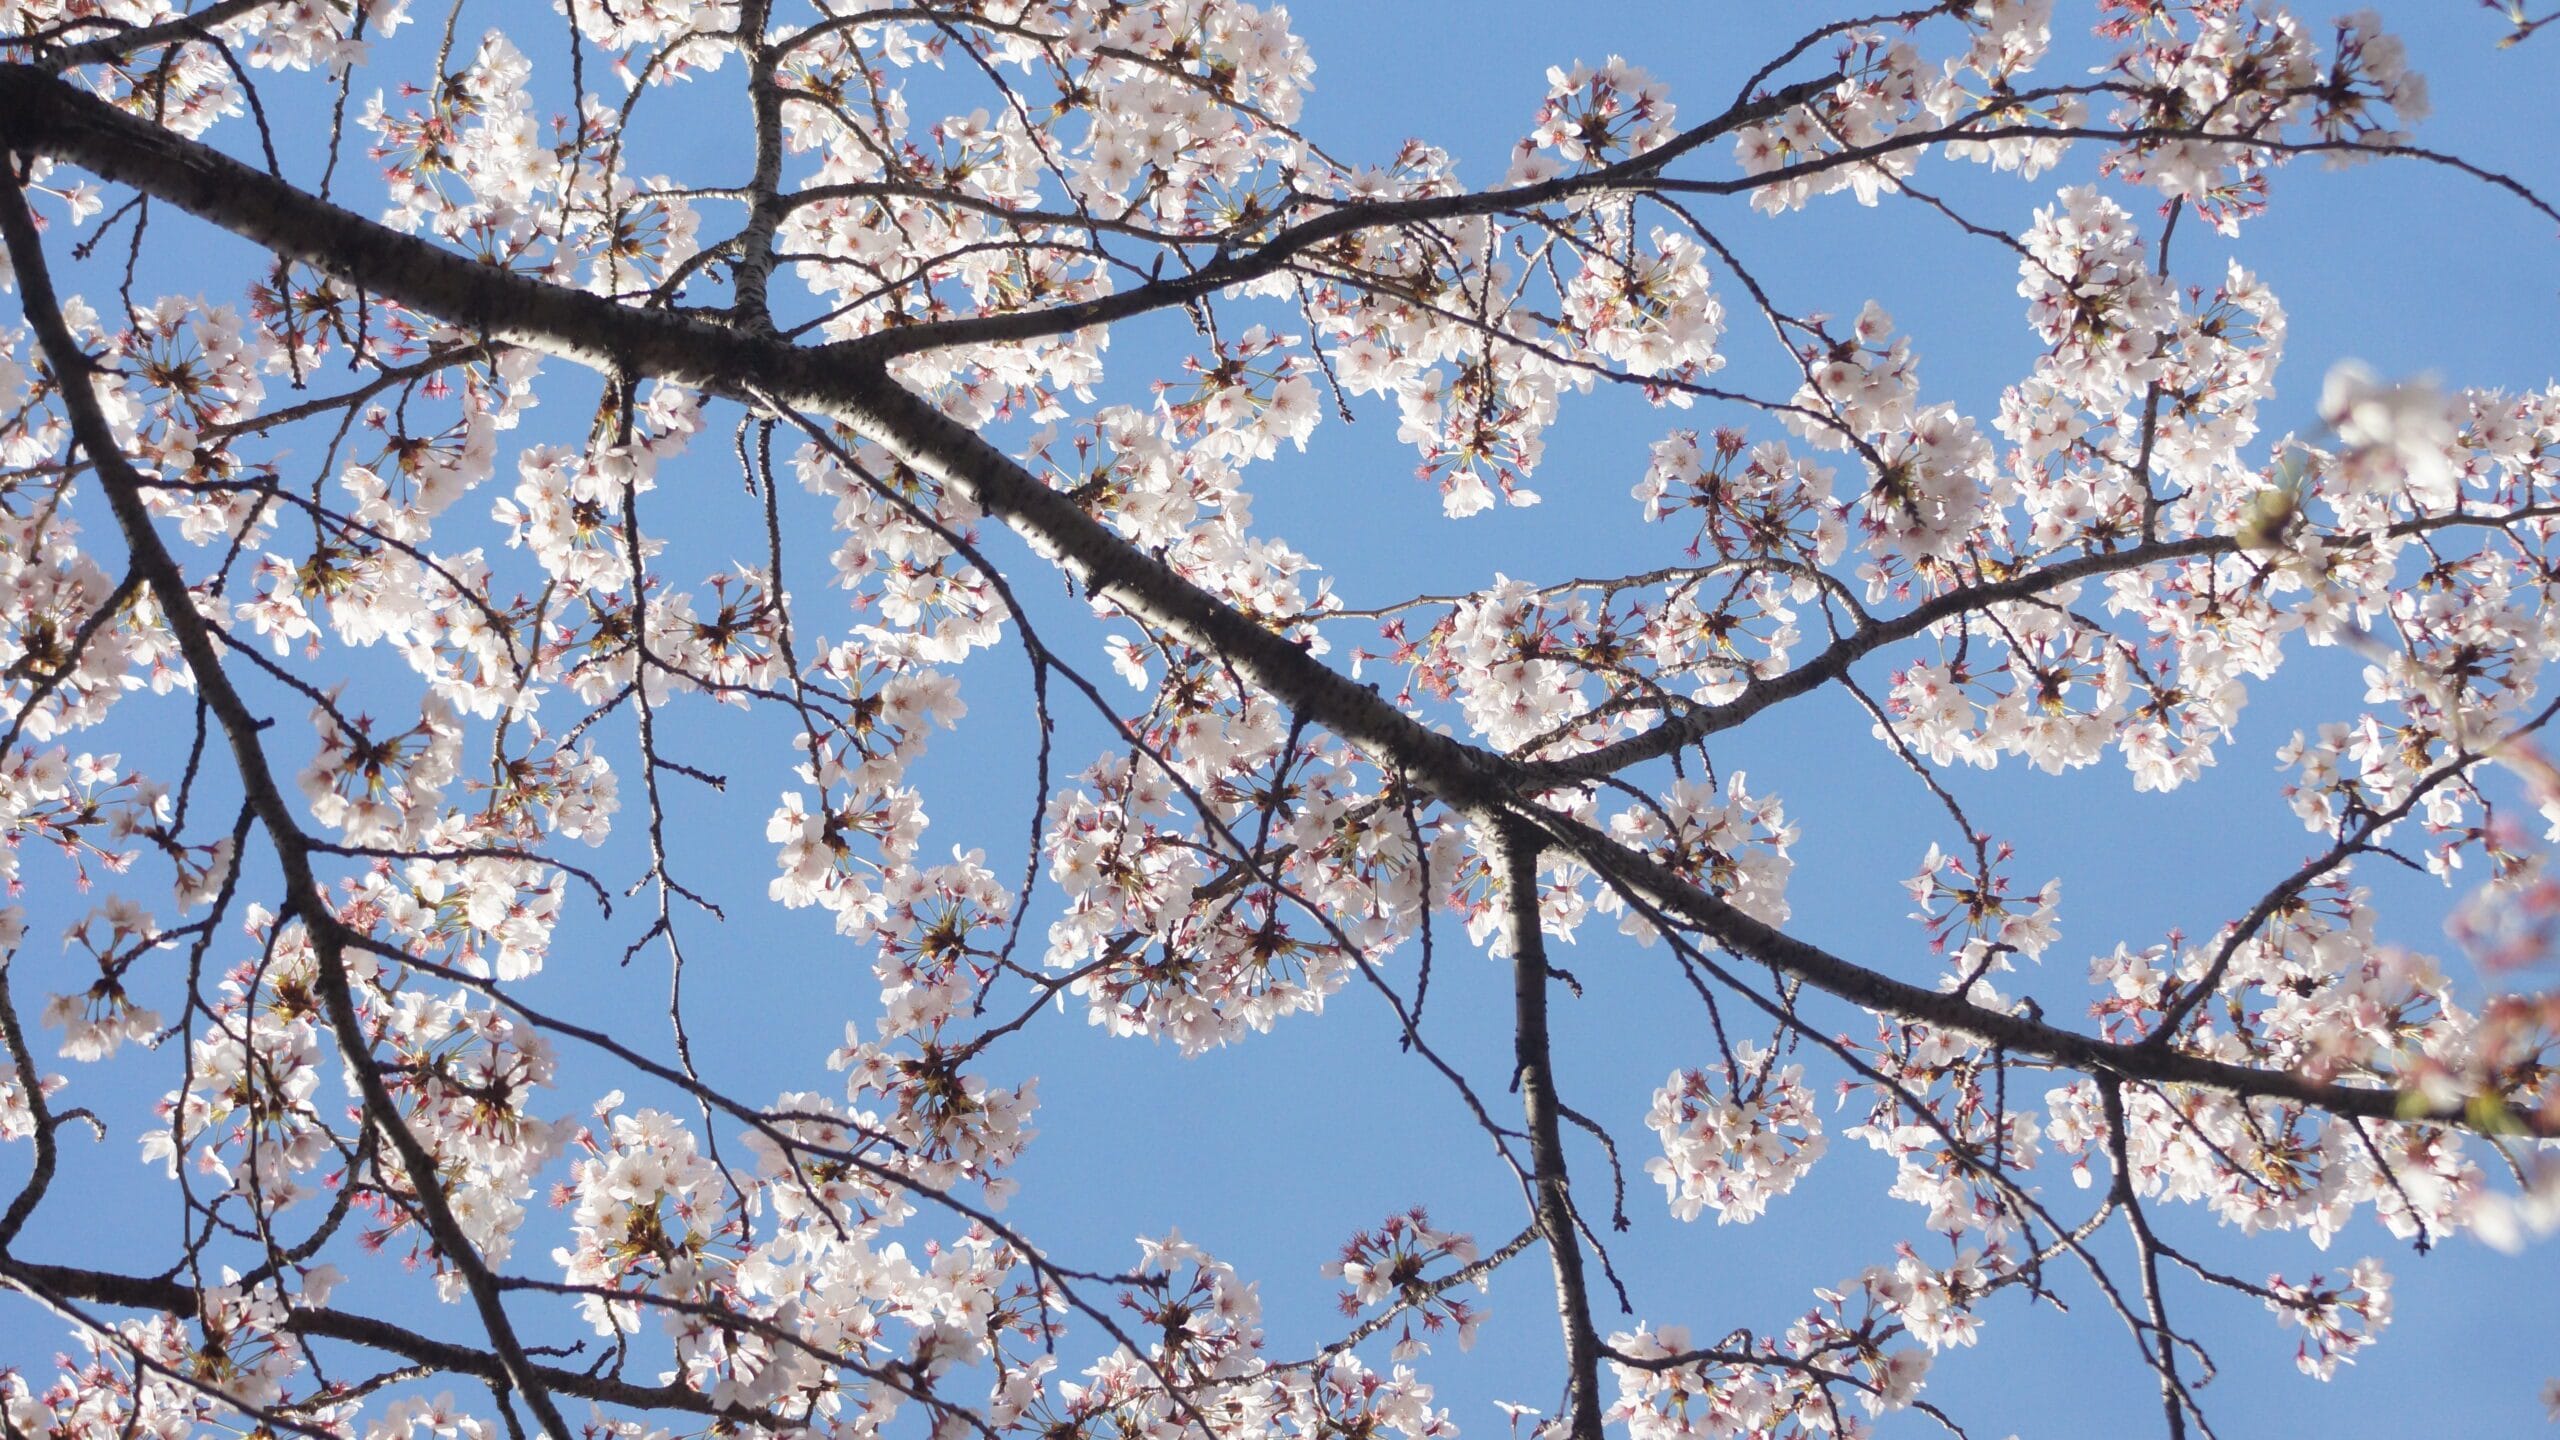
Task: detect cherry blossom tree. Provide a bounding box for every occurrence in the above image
[0,2,2556,1438]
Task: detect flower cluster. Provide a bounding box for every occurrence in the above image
[1644,1042,1826,1224]
[1324,1209,1487,1359]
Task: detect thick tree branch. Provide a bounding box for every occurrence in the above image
[0,166,575,1440]
[1497,819,1604,1440]
[1523,803,2553,1135]
[0,59,1529,812]
[0,1256,776,1421]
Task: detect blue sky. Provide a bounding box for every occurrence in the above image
[8,4,2560,1438]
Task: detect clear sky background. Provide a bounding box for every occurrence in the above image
[8,4,2560,1438]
